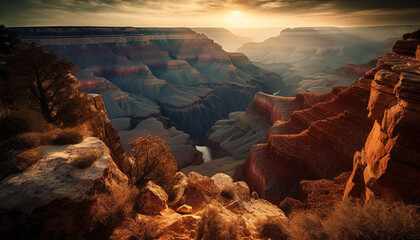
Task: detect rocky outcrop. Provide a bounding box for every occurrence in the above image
[0,135,286,239]
[242,58,377,203]
[241,35,420,205]
[344,39,420,203]
[75,94,130,173]
[0,137,134,239]
[279,172,351,215]
[131,172,286,239]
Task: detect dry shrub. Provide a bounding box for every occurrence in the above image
[90,184,141,239]
[220,186,235,200]
[71,149,101,169]
[257,216,289,240]
[53,129,84,145]
[2,131,56,151]
[109,217,159,240]
[196,206,237,240]
[323,199,420,240]
[287,199,420,240]
[288,210,326,240]
[129,135,178,194]
[0,147,43,180]
[0,109,51,141]
[11,147,43,171]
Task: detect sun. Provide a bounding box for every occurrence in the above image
[232,10,242,17]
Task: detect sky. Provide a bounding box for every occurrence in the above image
[1,0,420,28]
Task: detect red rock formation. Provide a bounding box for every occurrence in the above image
[74,94,130,173]
[243,60,377,203]
[279,172,351,215]
[344,39,420,203]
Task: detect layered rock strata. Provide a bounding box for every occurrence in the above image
[12,27,285,167]
[243,59,378,203]
[242,36,420,205]
[344,38,420,203]
[12,27,285,141]
[207,88,343,159]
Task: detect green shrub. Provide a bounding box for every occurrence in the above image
[53,129,84,145]
[196,206,237,240]
[0,109,50,141]
[257,216,289,240]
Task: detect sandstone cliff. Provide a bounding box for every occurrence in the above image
[344,38,420,203]
[241,34,420,205]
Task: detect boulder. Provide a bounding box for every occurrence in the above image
[187,172,220,196]
[211,173,234,189]
[176,204,193,214]
[168,172,188,207]
[0,137,132,239]
[138,181,168,215]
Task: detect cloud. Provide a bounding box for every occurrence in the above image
[0,0,419,27]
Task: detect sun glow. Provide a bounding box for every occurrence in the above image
[232,10,242,17]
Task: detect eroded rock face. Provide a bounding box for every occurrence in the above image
[207,89,342,159]
[242,53,378,203]
[344,40,420,203]
[74,94,130,173]
[0,137,133,239]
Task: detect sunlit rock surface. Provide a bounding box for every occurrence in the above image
[242,37,420,205]
[0,137,133,239]
[344,38,420,203]
[207,88,342,159]
[242,55,378,203]
[111,172,286,239]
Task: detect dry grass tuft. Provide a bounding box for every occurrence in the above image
[196,206,237,240]
[220,186,235,200]
[286,199,420,240]
[53,129,84,145]
[0,109,51,141]
[71,149,102,169]
[257,216,289,240]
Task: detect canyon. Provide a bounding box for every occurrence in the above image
[238,35,420,206]
[0,25,419,239]
[11,27,285,168]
